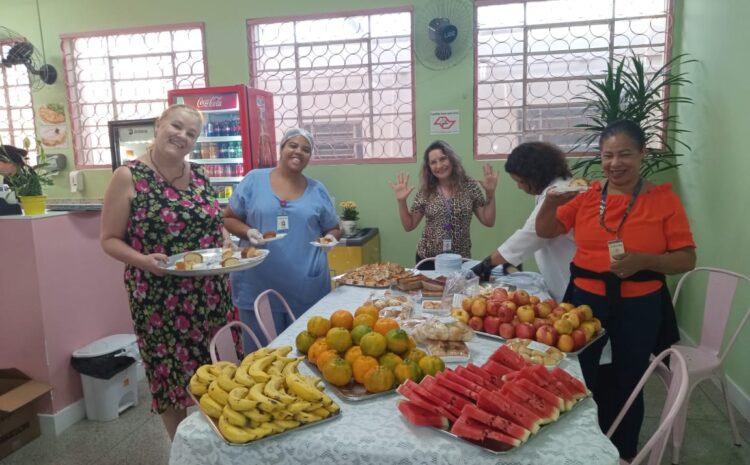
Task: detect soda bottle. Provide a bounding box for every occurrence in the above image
[200,143,209,159]
[225,185,233,198]
[205,121,213,137]
[233,118,241,136]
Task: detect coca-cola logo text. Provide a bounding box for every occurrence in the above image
[196,96,225,109]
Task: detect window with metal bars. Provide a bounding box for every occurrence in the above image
[0,42,37,165]
[248,9,415,164]
[61,24,207,168]
[475,0,672,158]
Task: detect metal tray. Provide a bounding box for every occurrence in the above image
[474,328,607,356]
[188,391,341,446]
[302,358,397,401]
[161,248,269,277]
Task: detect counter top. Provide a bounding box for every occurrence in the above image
[46,199,103,211]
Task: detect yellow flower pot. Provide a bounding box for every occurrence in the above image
[19,195,47,215]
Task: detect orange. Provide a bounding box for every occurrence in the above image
[307,316,331,337]
[363,366,395,393]
[378,352,403,373]
[350,324,373,345]
[344,346,363,365]
[316,349,339,371]
[394,360,424,384]
[418,355,445,376]
[403,348,427,363]
[373,317,399,336]
[407,337,417,350]
[321,356,352,387]
[307,339,331,364]
[359,331,387,358]
[384,328,410,354]
[295,330,317,354]
[352,355,379,384]
[355,304,379,321]
[352,313,377,329]
[330,310,354,330]
[325,327,353,353]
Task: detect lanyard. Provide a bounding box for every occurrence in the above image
[599,177,643,239]
[439,186,453,238]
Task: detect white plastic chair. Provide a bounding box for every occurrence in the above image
[607,348,689,465]
[253,289,296,342]
[209,321,262,364]
[415,256,471,270]
[659,267,750,464]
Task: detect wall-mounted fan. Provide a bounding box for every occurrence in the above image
[414,0,473,70]
[0,27,57,89]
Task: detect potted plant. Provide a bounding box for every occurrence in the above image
[0,138,54,215]
[339,200,359,236]
[571,53,696,178]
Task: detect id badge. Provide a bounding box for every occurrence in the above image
[442,239,452,252]
[276,215,289,232]
[608,239,625,261]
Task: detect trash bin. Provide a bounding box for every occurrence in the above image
[71,334,140,421]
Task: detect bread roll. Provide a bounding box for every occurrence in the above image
[263,231,277,239]
[183,252,203,264]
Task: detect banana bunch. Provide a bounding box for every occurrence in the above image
[188,345,340,444]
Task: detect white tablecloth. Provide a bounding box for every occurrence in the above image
[170,285,619,465]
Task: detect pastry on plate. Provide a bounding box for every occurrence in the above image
[241,246,258,258]
[221,248,234,259]
[568,178,589,188]
[319,236,331,245]
[183,252,203,265]
[221,257,241,267]
[263,231,277,239]
[174,260,192,270]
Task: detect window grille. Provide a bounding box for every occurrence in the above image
[0,42,37,164]
[248,9,415,163]
[476,0,671,158]
[61,24,207,167]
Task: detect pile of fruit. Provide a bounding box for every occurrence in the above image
[188,346,339,444]
[397,344,588,452]
[451,287,602,353]
[295,305,447,393]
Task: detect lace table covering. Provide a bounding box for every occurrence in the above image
[170,285,619,465]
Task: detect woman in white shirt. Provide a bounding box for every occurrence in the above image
[471,142,576,301]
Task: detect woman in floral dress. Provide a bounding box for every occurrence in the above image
[101,104,233,440]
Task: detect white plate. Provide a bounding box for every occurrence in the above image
[551,180,589,193]
[261,233,287,242]
[310,238,339,249]
[162,248,269,277]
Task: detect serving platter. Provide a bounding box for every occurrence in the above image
[473,328,607,356]
[301,357,397,402]
[162,248,269,277]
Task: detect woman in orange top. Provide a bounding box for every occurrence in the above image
[536,120,696,459]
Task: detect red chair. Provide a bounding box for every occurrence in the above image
[209,321,262,364]
[253,289,296,342]
[659,267,750,464]
[607,348,689,465]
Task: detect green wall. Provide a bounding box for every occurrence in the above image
[5,0,532,267]
[672,0,750,403]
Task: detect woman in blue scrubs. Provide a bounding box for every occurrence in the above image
[223,128,341,349]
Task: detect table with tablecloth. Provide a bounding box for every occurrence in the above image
[170,284,620,465]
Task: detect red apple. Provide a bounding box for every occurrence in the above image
[513,289,531,306]
[561,311,581,329]
[529,295,541,305]
[511,316,520,326]
[468,316,484,332]
[483,316,501,335]
[498,323,515,339]
[515,322,536,340]
[552,307,566,318]
[535,324,559,347]
[559,302,576,311]
[492,287,509,301]
[570,329,587,350]
[553,318,573,335]
[516,305,535,323]
[533,317,547,330]
[487,300,502,317]
[535,302,552,319]
[471,298,487,317]
[576,304,594,321]
[557,334,575,352]
[542,298,557,308]
[497,301,517,323]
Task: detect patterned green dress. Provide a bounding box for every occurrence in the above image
[124,160,233,413]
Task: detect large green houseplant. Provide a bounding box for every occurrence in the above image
[0,137,54,214]
[571,54,696,178]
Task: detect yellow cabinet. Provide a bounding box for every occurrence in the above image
[328,228,380,276]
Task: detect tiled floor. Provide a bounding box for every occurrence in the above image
[2,377,749,465]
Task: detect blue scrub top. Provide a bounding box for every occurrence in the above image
[228,168,339,314]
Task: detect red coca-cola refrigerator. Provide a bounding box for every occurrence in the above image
[167,85,276,203]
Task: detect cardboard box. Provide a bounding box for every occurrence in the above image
[0,368,51,460]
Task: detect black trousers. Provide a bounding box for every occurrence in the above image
[571,286,662,458]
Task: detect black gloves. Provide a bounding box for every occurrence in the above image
[471,256,495,281]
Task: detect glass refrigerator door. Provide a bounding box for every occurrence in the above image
[172,92,244,204]
[108,119,155,170]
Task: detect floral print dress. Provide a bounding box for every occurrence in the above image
[124,160,233,413]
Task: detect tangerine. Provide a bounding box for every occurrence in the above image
[350,324,373,345]
[330,310,354,330]
[418,355,445,376]
[378,352,403,372]
[359,331,387,358]
[407,337,417,350]
[316,349,339,370]
[403,348,427,363]
[352,355,379,384]
[295,330,317,354]
[384,328,410,354]
[373,317,399,336]
[307,339,331,364]
[325,327,353,353]
[307,316,331,337]
[321,356,352,387]
[363,366,395,393]
[394,360,424,384]
[352,313,377,329]
[355,304,379,321]
[344,346,363,365]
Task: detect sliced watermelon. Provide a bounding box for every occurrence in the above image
[482,359,515,378]
[421,377,473,415]
[521,365,575,410]
[465,363,503,387]
[500,381,560,424]
[476,389,542,433]
[489,345,529,371]
[433,372,478,401]
[397,380,458,422]
[516,378,565,411]
[450,416,520,451]
[551,367,588,399]
[454,366,493,390]
[502,370,521,383]
[398,400,450,430]
[460,404,531,443]
[440,369,484,394]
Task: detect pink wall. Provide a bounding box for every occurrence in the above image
[0,212,134,413]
